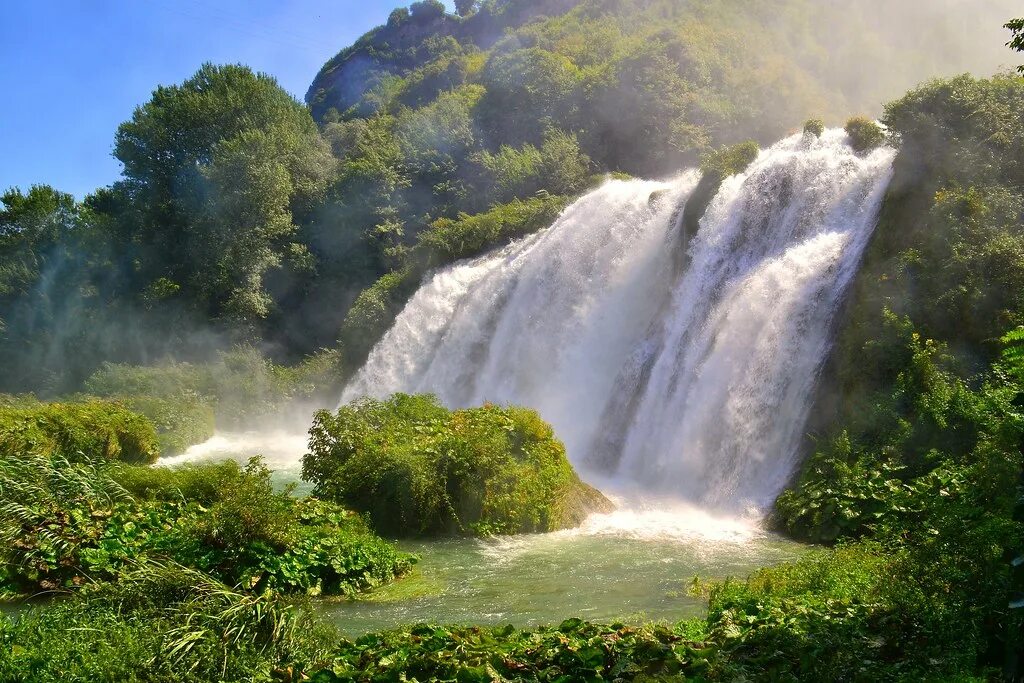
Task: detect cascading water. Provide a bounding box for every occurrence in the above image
[342,129,895,513]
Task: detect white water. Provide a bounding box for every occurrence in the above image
[342,129,895,513]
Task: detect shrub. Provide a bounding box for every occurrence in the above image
[419,194,569,264]
[0,454,414,596]
[116,394,214,455]
[803,118,825,137]
[700,140,760,179]
[317,620,710,682]
[844,116,885,152]
[700,542,968,680]
[474,130,591,205]
[111,458,244,505]
[387,6,409,27]
[303,394,612,536]
[83,361,215,453]
[683,141,761,240]
[0,400,158,464]
[192,457,295,553]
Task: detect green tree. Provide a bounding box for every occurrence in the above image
[454,0,477,17]
[479,47,582,146]
[0,186,78,322]
[0,186,89,391]
[409,0,445,23]
[113,63,334,324]
[1008,18,1024,73]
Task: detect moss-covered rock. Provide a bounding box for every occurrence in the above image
[302,394,613,537]
[0,400,159,464]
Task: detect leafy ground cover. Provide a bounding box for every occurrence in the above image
[0,448,413,597]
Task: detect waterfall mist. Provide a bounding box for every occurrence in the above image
[343,129,896,513]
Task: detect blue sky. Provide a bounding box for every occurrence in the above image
[1,1,451,199]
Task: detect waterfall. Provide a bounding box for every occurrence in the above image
[342,129,895,512]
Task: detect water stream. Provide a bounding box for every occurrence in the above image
[321,504,803,636]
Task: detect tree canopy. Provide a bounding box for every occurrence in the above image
[113,63,334,323]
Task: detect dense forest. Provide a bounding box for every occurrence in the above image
[2,0,1024,680]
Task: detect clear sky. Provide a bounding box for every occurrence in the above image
[1,1,451,199]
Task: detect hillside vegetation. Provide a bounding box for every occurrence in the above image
[0,0,1016,392]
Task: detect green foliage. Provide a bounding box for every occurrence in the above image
[0,185,110,394]
[0,453,413,596]
[702,541,986,680]
[699,140,760,180]
[0,399,158,464]
[454,0,477,17]
[83,362,215,454]
[115,394,214,455]
[681,141,759,242]
[475,129,591,205]
[2,0,1019,393]
[114,63,334,324]
[781,73,1024,679]
[419,194,569,263]
[803,118,825,137]
[299,541,1007,681]
[410,0,446,23]
[844,116,885,152]
[334,189,570,367]
[303,394,611,537]
[0,563,338,682]
[478,47,583,145]
[336,269,419,369]
[1007,18,1024,73]
[315,620,711,682]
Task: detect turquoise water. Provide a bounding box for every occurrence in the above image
[320,505,805,636]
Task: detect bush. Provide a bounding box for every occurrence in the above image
[699,140,760,179]
[780,316,1024,674]
[0,400,158,464]
[303,394,612,536]
[111,458,244,505]
[803,118,825,137]
[85,346,334,438]
[474,130,591,205]
[123,394,214,455]
[419,194,569,264]
[700,542,974,680]
[683,141,761,240]
[844,116,885,152]
[317,620,711,682]
[0,454,414,596]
